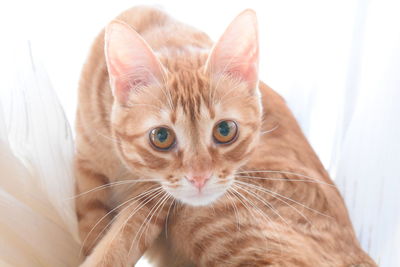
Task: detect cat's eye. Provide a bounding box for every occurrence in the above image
[213,120,238,144]
[149,127,176,150]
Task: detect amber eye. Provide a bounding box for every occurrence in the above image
[149,127,176,150]
[213,120,238,144]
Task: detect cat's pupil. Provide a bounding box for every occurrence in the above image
[157,128,169,142]
[218,121,230,136]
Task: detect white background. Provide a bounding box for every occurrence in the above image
[0,0,361,165]
[1,0,399,266]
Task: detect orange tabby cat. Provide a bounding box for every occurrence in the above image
[75,6,376,266]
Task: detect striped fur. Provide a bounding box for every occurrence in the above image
[75,6,376,267]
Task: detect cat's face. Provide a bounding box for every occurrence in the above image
[112,71,262,205]
[106,10,260,206]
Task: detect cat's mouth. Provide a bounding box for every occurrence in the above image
[164,176,233,206]
[173,189,227,206]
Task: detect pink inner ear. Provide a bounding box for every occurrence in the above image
[206,10,259,88]
[224,42,258,85]
[112,73,150,104]
[105,20,164,104]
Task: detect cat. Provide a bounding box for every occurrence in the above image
[75,6,376,267]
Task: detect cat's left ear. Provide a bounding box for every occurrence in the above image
[206,9,259,91]
[105,20,165,104]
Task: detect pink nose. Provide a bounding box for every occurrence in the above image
[186,175,210,190]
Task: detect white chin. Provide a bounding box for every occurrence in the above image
[164,178,233,206]
[177,190,226,206]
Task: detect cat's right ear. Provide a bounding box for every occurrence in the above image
[105,21,165,104]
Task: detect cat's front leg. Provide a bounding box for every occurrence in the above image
[75,158,113,256]
[80,191,172,267]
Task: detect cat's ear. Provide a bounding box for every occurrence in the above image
[105,20,165,104]
[206,9,259,90]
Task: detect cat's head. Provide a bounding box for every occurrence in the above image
[105,10,262,206]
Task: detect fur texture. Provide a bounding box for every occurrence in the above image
[75,6,376,266]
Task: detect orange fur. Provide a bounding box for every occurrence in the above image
[75,6,376,266]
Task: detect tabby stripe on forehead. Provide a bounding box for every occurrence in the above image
[170,111,177,124]
[209,106,215,119]
[196,94,202,114]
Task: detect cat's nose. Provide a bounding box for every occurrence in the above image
[186,174,211,190]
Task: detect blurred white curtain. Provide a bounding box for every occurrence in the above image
[0,0,399,266]
[0,45,80,267]
[272,0,400,266]
[332,1,400,266]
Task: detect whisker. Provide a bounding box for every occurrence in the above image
[229,187,260,220]
[234,175,336,188]
[164,198,175,238]
[236,181,313,225]
[234,183,289,226]
[79,186,162,256]
[230,186,284,254]
[108,188,165,250]
[231,185,275,225]
[68,179,160,200]
[236,170,335,187]
[225,190,241,230]
[260,124,279,135]
[128,191,169,255]
[235,180,332,219]
[143,194,171,242]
